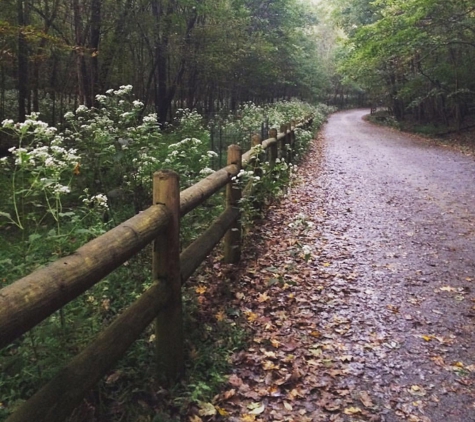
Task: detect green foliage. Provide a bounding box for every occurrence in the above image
[337,0,475,125]
[0,96,332,421]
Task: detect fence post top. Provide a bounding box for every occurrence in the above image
[154,170,180,179]
[227,144,242,152]
[251,134,262,147]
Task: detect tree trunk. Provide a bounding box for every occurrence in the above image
[17,0,29,122]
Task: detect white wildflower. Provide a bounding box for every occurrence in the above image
[199,167,215,176]
[76,105,88,113]
[2,119,14,127]
[53,184,71,194]
[45,157,55,167]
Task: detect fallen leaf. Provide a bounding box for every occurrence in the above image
[248,403,265,415]
[344,406,362,415]
[439,286,456,292]
[216,406,229,416]
[408,385,427,396]
[215,310,226,321]
[197,401,216,416]
[359,391,374,408]
[258,292,270,302]
[195,285,207,294]
[223,389,236,399]
[228,374,243,387]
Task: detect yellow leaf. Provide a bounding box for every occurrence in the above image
[197,401,216,416]
[310,330,321,338]
[258,292,270,302]
[241,415,256,422]
[344,407,362,415]
[408,385,427,396]
[421,335,433,342]
[216,407,229,417]
[248,404,265,415]
[271,338,280,348]
[323,262,331,267]
[195,285,207,294]
[263,350,277,359]
[263,360,278,370]
[215,310,226,321]
[246,311,258,322]
[452,361,464,368]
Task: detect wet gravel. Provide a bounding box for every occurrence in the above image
[318,109,475,421]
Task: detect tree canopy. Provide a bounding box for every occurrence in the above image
[0,0,335,125]
[335,0,475,127]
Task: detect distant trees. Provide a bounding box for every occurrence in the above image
[336,0,475,127]
[0,0,333,125]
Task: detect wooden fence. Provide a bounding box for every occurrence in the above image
[0,116,313,422]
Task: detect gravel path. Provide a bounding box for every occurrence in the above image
[318,109,475,421]
[218,109,475,422]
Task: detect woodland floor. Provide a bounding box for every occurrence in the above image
[191,109,475,422]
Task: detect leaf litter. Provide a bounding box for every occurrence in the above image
[187,113,475,421]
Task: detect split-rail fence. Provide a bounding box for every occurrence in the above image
[0,116,313,422]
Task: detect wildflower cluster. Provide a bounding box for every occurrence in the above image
[0,114,80,229]
[165,137,217,186]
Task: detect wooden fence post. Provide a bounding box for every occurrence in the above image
[224,145,242,263]
[269,128,278,168]
[153,170,183,384]
[251,133,262,148]
[279,124,288,163]
[289,120,296,163]
[251,133,263,174]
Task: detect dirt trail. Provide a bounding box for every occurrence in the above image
[217,109,475,422]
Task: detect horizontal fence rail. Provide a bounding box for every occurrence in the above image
[0,116,313,422]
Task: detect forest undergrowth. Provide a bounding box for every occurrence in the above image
[0,90,333,421]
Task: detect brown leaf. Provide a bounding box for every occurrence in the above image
[228,374,243,387]
[359,391,374,408]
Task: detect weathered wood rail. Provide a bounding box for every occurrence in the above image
[0,116,313,422]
